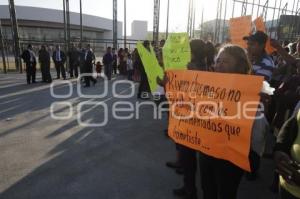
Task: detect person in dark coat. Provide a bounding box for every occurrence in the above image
[83,44,97,87]
[102,47,113,80]
[136,40,151,99]
[52,45,66,80]
[112,48,118,75]
[21,44,37,84]
[68,43,80,78]
[38,45,52,83]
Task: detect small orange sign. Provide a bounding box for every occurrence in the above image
[253,17,276,54]
[229,15,252,49]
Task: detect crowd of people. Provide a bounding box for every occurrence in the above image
[135,32,300,199]
[20,43,136,87]
[19,31,300,198]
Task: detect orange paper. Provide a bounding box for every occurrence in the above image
[253,17,276,54]
[166,70,264,171]
[229,15,252,49]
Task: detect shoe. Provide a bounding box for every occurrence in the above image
[83,85,90,88]
[166,161,182,169]
[32,81,36,83]
[173,187,187,197]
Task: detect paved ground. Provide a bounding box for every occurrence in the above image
[0,72,278,199]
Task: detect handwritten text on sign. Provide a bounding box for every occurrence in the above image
[163,33,191,70]
[166,70,263,171]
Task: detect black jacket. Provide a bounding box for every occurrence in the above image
[52,50,66,64]
[21,49,36,65]
[274,113,299,154]
[39,49,50,64]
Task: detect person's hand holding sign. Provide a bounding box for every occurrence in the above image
[274,151,300,186]
[157,73,168,87]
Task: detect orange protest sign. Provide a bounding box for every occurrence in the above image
[253,17,276,54]
[229,15,252,49]
[166,70,264,171]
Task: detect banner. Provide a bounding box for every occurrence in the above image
[229,15,252,49]
[253,16,276,54]
[163,33,191,70]
[166,70,264,171]
[137,42,164,93]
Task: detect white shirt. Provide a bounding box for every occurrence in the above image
[56,50,62,62]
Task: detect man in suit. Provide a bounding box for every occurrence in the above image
[102,47,113,80]
[38,45,52,83]
[83,44,97,87]
[68,43,80,78]
[52,45,66,80]
[21,44,37,84]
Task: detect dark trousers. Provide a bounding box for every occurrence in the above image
[199,154,244,199]
[55,62,66,79]
[84,64,96,87]
[178,145,197,194]
[69,62,79,78]
[40,62,52,83]
[137,73,150,98]
[113,64,117,75]
[248,150,261,175]
[26,63,36,84]
[104,64,112,80]
[127,70,134,80]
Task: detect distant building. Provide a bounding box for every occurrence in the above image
[0,5,147,52]
[129,20,148,41]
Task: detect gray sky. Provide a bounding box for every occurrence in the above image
[0,0,296,35]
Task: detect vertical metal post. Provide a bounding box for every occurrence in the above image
[251,0,255,16]
[214,0,220,42]
[232,0,236,18]
[192,1,196,38]
[63,0,67,51]
[8,0,22,73]
[187,0,191,35]
[153,0,160,46]
[216,0,223,42]
[295,6,300,39]
[290,0,299,40]
[276,0,282,39]
[270,0,277,37]
[0,19,7,73]
[200,8,204,39]
[66,0,70,72]
[257,0,261,17]
[113,0,118,49]
[222,0,228,42]
[166,0,170,39]
[124,0,127,48]
[80,0,83,48]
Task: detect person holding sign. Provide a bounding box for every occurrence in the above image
[243,31,275,82]
[136,40,151,99]
[172,39,209,199]
[196,44,268,199]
